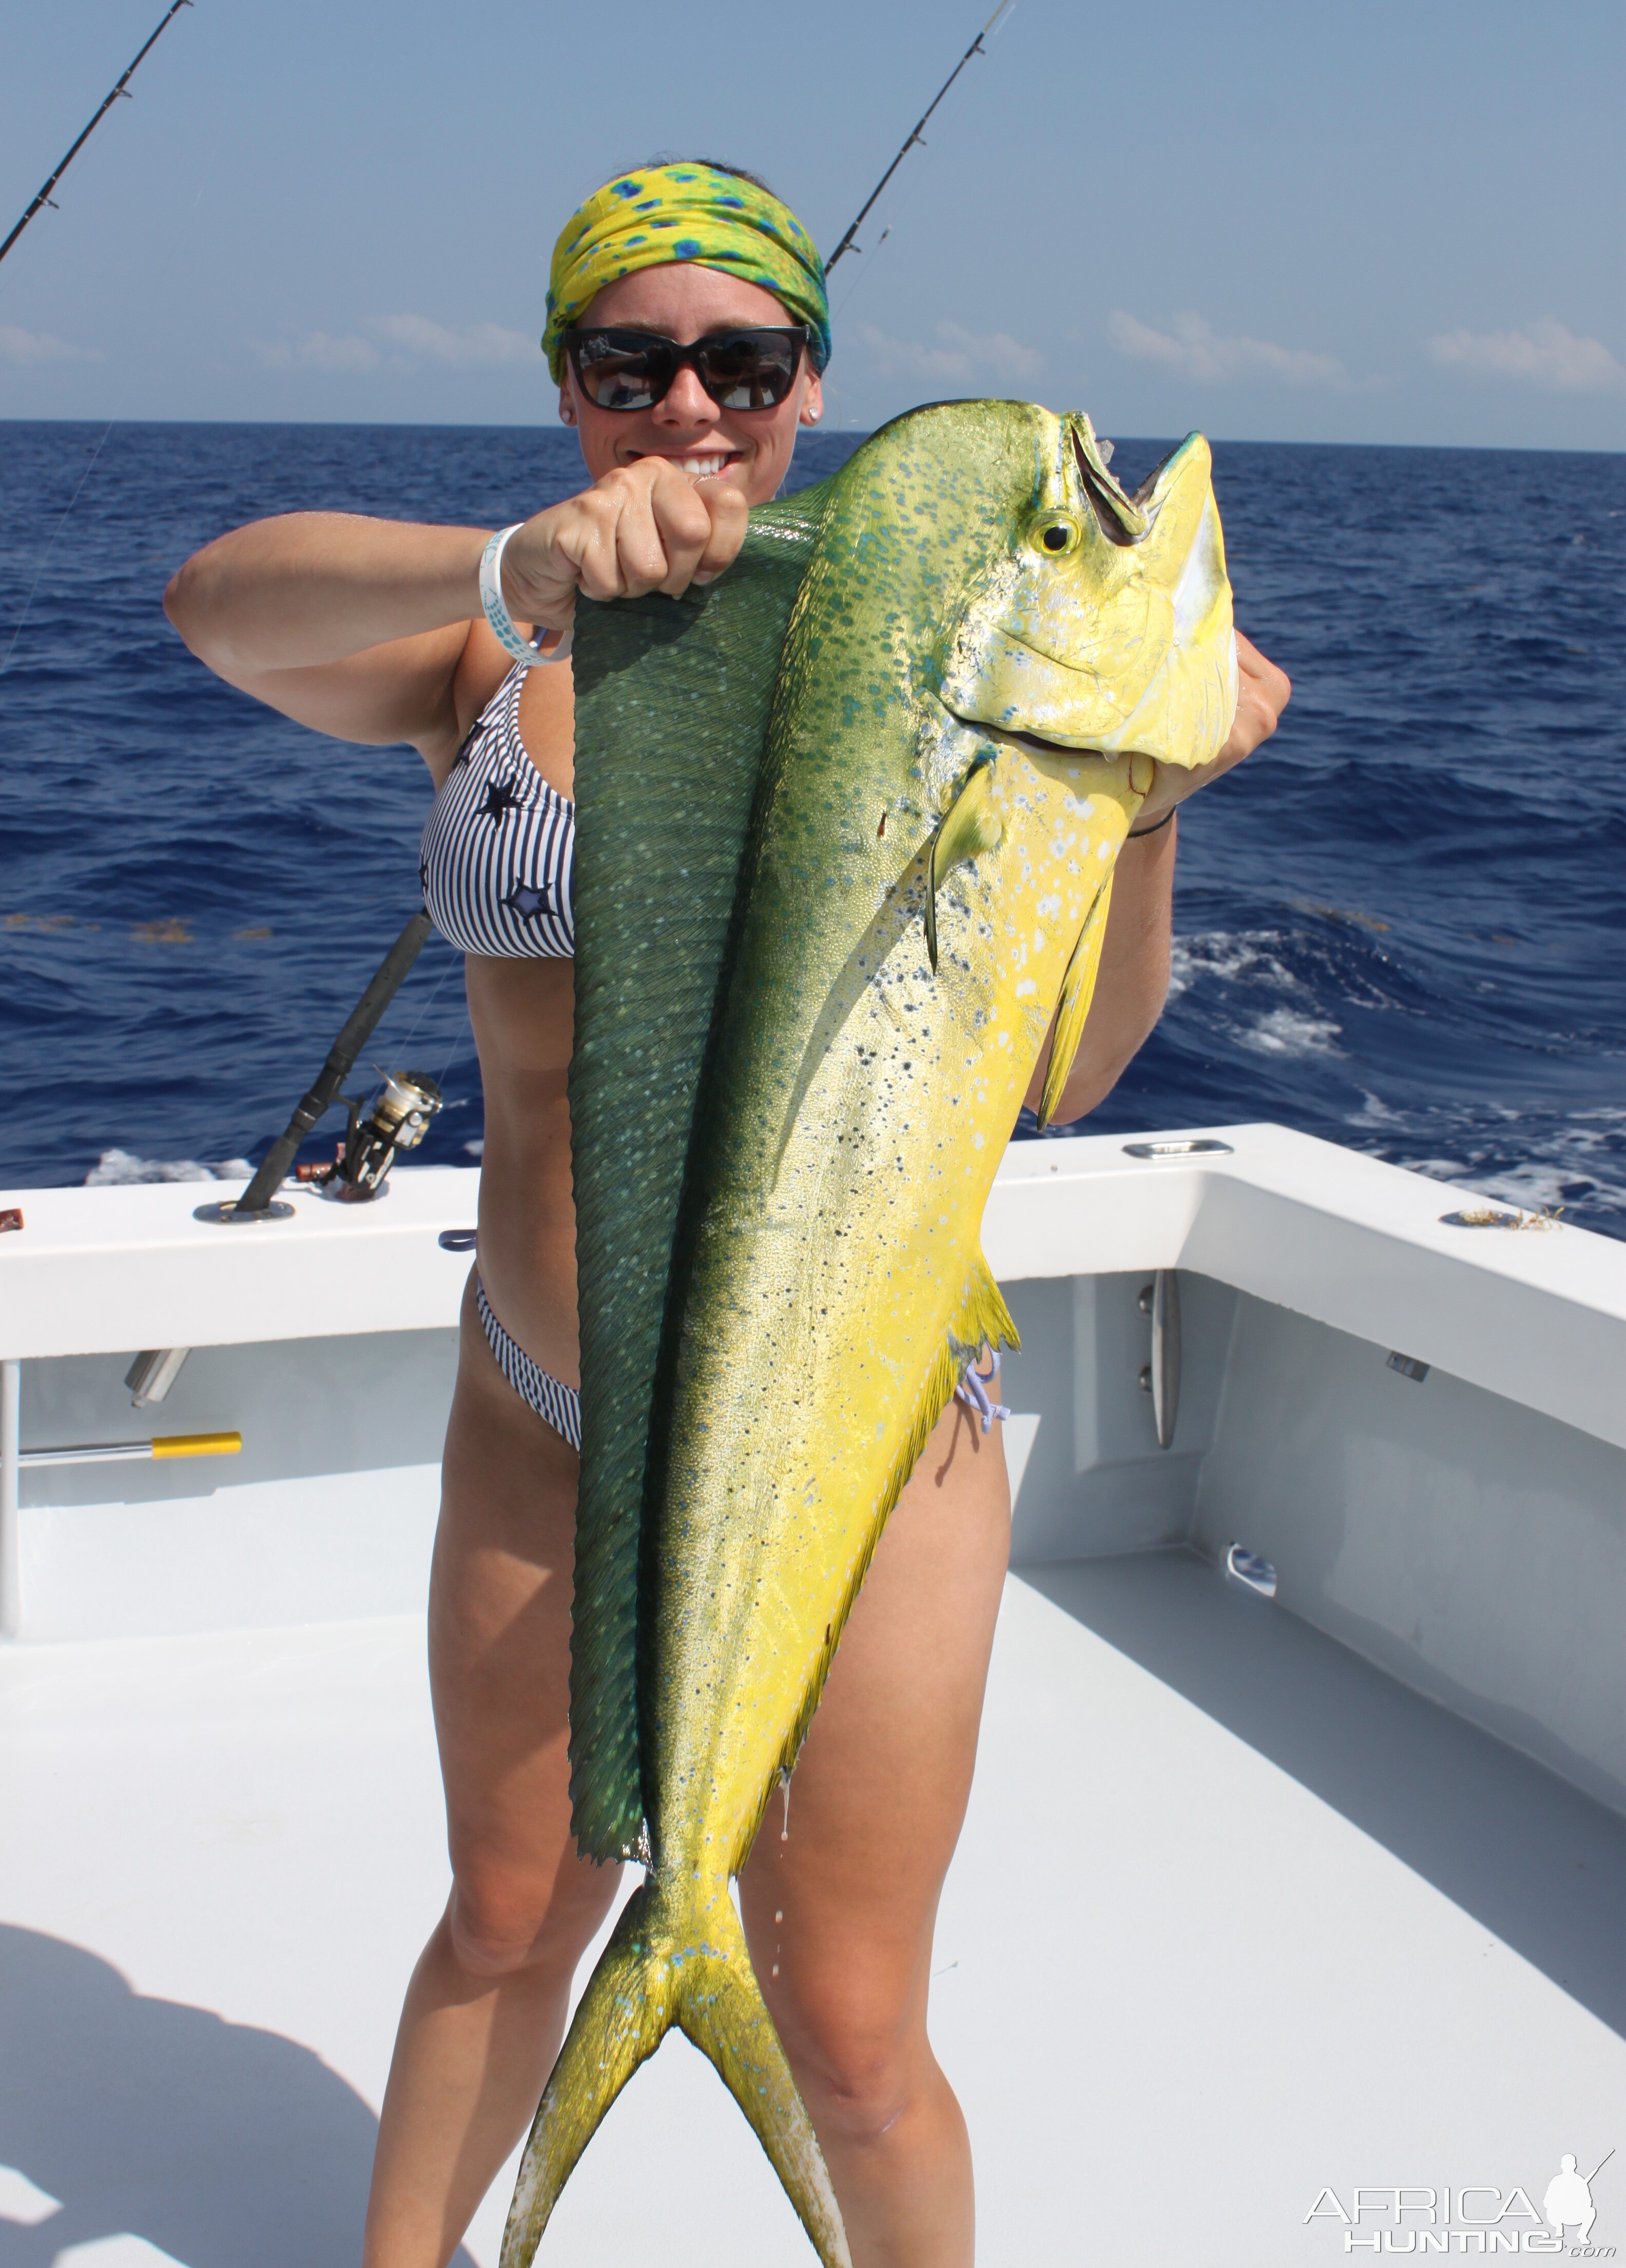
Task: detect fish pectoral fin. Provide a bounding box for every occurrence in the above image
[502,1879,850,2268]
[926,756,1003,973]
[1039,876,1115,1129]
[948,1246,1020,1364]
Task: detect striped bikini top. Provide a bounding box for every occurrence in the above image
[419,661,575,959]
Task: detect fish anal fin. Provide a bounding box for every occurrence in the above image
[1039,876,1114,1129]
[946,1246,1020,1366]
[926,757,1003,972]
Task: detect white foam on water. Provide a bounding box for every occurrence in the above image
[1362,1101,1626,1231]
[1166,928,1302,1003]
[1348,1088,1405,1128]
[84,1150,254,1186]
[1240,1006,1342,1058]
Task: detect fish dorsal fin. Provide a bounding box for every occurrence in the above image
[924,756,1003,973]
[567,491,824,1859]
[1039,875,1114,1129]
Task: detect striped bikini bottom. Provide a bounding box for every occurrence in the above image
[476,1277,582,1452]
[475,1278,1003,1460]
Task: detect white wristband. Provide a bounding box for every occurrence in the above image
[479,523,572,668]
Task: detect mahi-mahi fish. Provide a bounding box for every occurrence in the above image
[502,401,1237,2266]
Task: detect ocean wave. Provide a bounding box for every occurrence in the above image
[85,1149,254,1185]
[1350,1102,1626,1231]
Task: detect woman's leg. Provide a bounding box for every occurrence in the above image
[740,1397,1011,2268]
[362,1282,620,2268]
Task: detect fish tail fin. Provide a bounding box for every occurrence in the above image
[1039,874,1115,1129]
[501,1878,850,2268]
[670,1885,851,2268]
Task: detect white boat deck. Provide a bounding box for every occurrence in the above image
[4,1126,1623,2261]
[2,1556,1620,2266]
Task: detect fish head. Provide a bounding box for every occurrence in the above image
[936,410,1237,770]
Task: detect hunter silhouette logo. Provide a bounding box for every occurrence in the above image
[1545,2151,1611,2247]
[1305,2149,1615,2253]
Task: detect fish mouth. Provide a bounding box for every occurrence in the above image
[943,708,1122,763]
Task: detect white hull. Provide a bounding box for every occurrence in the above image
[2,1126,1621,2262]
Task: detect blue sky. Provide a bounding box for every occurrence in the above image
[0,0,1621,449]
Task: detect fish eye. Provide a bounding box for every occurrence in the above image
[1034,513,1081,556]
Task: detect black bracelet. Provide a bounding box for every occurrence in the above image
[1128,807,1176,838]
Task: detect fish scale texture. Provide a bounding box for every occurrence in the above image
[566,500,825,1860]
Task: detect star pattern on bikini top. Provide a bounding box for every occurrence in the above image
[505,881,553,920]
[481,777,518,823]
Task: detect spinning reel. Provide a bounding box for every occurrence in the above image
[299,1069,443,1202]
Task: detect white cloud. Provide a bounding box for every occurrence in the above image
[1108,309,1346,387]
[858,320,1046,386]
[254,314,535,376]
[0,324,92,366]
[1427,317,1623,394]
[255,330,379,373]
[371,312,534,367]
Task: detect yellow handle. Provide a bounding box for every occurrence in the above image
[151,1431,242,1460]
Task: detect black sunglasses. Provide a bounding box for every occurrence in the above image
[558,325,814,413]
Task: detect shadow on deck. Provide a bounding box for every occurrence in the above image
[0,1926,479,2268]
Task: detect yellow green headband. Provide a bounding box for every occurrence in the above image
[543,163,831,382]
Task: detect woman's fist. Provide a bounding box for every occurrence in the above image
[496,460,750,632]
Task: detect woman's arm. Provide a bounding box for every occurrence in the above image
[163,514,491,760]
[162,466,749,765]
[1024,632,1291,1126]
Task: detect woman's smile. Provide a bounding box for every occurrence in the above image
[622,446,747,479]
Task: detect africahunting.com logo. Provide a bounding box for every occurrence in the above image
[1305,2150,1614,2255]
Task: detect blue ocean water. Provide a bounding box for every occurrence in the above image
[2,421,1622,1235]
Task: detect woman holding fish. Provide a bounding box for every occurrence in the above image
[166,162,1287,2266]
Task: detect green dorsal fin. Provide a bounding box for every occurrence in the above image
[1038,874,1114,1129]
[566,490,826,1859]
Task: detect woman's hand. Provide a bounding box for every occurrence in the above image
[498,459,750,633]
[1129,631,1291,833]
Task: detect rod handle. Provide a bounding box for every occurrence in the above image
[151,1432,242,1460]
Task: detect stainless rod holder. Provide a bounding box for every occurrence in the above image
[1151,1269,1181,1449]
[125,1347,190,1407]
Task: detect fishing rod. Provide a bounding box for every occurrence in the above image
[823,0,1016,273]
[202,909,440,1223]
[0,0,193,271]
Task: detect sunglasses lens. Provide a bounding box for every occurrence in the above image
[566,329,805,412]
[697,333,801,410]
[571,334,674,411]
